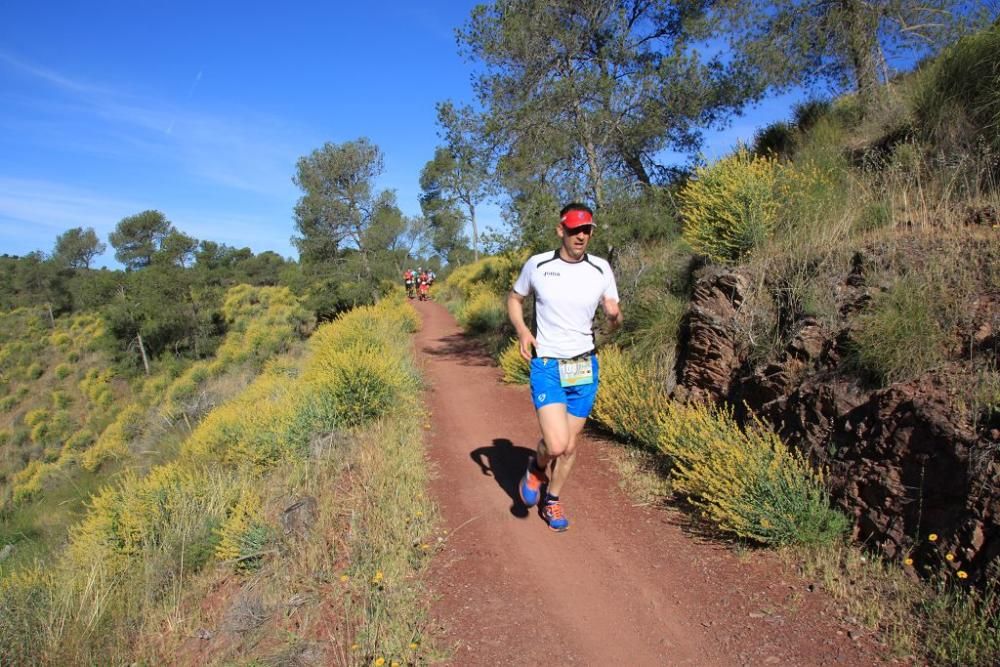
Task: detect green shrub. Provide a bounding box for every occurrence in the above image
[851,277,949,385]
[616,292,686,376]
[63,429,96,452]
[0,395,18,413]
[752,121,796,158]
[912,23,1000,153]
[22,363,43,381]
[857,200,893,231]
[9,427,29,448]
[793,99,833,132]
[50,390,71,409]
[53,364,72,380]
[680,147,781,263]
[778,154,849,235]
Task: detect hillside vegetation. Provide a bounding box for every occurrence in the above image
[1,293,435,665]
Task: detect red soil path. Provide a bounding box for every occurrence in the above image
[415,300,892,666]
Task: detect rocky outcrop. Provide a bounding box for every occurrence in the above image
[674,261,1000,584]
[676,268,752,402]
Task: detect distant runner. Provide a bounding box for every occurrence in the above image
[404,268,416,298]
[418,270,431,301]
[507,202,622,531]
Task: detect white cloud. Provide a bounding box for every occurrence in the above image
[0,52,304,199]
[0,177,145,235]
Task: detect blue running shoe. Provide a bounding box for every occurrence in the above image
[541,498,569,532]
[519,457,546,507]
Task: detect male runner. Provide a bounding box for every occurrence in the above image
[507,202,622,531]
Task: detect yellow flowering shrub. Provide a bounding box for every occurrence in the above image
[66,462,239,567]
[183,371,299,466]
[591,346,672,447]
[679,147,781,263]
[79,368,115,409]
[23,408,49,428]
[214,487,270,567]
[80,404,146,471]
[655,402,847,545]
[10,460,46,503]
[50,332,72,348]
[457,287,506,333]
[498,338,529,384]
[185,296,418,467]
[443,253,527,303]
[217,284,314,366]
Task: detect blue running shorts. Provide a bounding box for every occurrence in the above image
[529,354,600,418]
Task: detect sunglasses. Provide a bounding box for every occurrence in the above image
[562,224,594,236]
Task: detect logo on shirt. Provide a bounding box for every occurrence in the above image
[543,271,561,277]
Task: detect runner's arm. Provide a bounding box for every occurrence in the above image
[602,296,623,331]
[507,291,537,361]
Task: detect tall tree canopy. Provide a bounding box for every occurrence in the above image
[53,227,106,269]
[425,103,495,260]
[109,210,174,270]
[457,0,750,210]
[292,138,398,274]
[715,0,994,115]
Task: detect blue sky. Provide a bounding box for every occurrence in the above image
[0,1,805,266]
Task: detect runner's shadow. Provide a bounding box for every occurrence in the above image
[470,438,534,518]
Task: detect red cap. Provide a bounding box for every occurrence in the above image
[560,209,594,229]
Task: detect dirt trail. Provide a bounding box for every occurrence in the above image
[415,300,888,666]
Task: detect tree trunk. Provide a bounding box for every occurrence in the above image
[136,333,150,376]
[620,145,651,186]
[843,0,882,116]
[470,203,479,262]
[45,303,55,328]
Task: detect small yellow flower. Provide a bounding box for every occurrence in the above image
[340,574,349,582]
[420,544,429,551]
[372,570,384,584]
[904,557,913,566]
[957,570,968,579]
[928,533,938,542]
[374,658,385,667]
[391,662,400,667]
[415,511,423,517]
[351,644,360,651]
[946,553,955,561]
[409,642,419,650]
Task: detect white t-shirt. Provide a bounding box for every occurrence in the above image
[512,250,619,359]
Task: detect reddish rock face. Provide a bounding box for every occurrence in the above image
[677,267,752,402]
[674,263,1000,585]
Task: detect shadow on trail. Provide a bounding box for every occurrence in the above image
[470,438,535,518]
[421,333,495,367]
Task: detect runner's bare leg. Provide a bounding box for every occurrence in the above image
[548,414,585,496]
[535,404,586,496]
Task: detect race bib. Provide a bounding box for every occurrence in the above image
[558,355,593,387]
